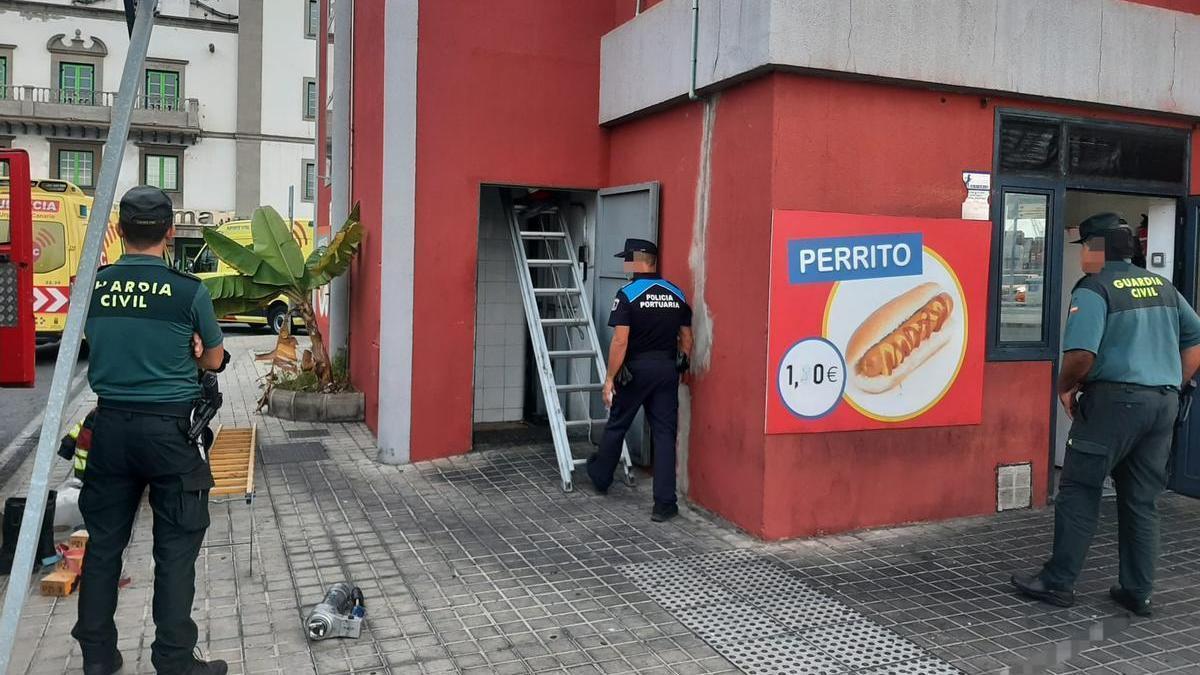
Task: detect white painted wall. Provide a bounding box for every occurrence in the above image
[258,140,314,220]
[0,9,239,132]
[7,136,50,178]
[260,0,318,140]
[0,2,310,218]
[600,0,1200,123]
[185,137,237,211]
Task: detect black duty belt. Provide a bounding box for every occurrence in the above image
[1082,381,1179,394]
[98,399,194,418]
[627,350,677,362]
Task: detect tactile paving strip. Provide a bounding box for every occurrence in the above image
[858,658,964,675]
[721,634,847,675]
[673,601,788,644]
[0,263,17,328]
[619,553,958,674]
[752,592,863,631]
[801,620,928,670]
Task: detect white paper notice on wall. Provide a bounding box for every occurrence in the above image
[961,172,991,220]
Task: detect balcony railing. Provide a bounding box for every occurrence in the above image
[0,85,201,134]
[0,85,199,114]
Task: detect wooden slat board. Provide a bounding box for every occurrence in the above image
[209,425,256,497]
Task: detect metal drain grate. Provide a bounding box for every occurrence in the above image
[674,601,788,644]
[285,429,331,439]
[721,635,847,675]
[800,620,927,670]
[258,441,328,465]
[858,658,964,674]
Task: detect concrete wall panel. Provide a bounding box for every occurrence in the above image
[601,0,1200,123]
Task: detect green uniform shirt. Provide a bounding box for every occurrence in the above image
[1062,261,1200,387]
[85,254,223,403]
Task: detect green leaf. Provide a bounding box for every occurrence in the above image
[202,274,281,317]
[250,206,306,283]
[201,228,265,277]
[302,204,364,291]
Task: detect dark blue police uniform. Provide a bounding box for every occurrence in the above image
[587,241,691,514]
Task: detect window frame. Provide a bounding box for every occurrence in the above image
[49,140,101,191]
[987,180,1064,361]
[301,159,317,202]
[0,46,12,101]
[58,61,96,105]
[303,77,318,120]
[138,144,185,205]
[145,68,181,111]
[305,0,320,39]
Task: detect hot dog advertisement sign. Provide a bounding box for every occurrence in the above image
[767,211,990,433]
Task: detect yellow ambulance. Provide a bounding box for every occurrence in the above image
[189,218,314,334]
[0,180,123,344]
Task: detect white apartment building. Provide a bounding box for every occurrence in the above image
[0,0,319,263]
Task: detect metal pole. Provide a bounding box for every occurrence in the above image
[0,2,158,669]
[327,0,354,361]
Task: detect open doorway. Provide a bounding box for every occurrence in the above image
[472,186,597,441]
[1053,191,1179,471]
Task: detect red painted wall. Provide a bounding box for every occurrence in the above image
[348,0,385,431]
[409,1,614,460]
[1124,0,1200,13]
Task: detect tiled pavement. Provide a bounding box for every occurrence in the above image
[0,333,1198,674]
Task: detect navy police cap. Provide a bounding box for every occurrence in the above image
[119,186,174,227]
[614,238,658,260]
[1072,212,1131,244]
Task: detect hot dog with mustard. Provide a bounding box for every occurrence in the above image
[845,282,955,393]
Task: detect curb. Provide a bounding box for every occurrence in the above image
[0,371,89,493]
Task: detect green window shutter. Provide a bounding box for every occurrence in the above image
[59,150,94,187]
[59,63,95,105]
[0,56,7,100]
[146,154,179,191]
[146,70,180,110]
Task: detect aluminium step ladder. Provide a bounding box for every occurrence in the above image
[502,192,635,493]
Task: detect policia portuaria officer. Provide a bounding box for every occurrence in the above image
[587,239,693,522]
[72,187,228,675]
[1013,213,1200,617]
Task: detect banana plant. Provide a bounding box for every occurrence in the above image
[201,203,363,388]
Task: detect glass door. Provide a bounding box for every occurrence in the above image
[1173,197,1200,498]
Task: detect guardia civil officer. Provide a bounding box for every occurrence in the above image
[587,239,694,522]
[1012,213,1200,617]
[72,187,228,675]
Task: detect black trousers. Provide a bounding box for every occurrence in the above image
[588,359,679,505]
[1040,382,1178,599]
[72,407,214,673]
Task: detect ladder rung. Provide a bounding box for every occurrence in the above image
[556,383,602,393]
[527,259,574,267]
[548,350,594,359]
[534,288,580,296]
[572,458,589,467]
[540,318,587,327]
[520,231,566,239]
[565,419,607,428]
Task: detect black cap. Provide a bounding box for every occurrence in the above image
[1072,212,1131,244]
[614,238,658,261]
[119,186,173,227]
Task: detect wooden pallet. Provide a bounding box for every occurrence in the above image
[209,426,256,497]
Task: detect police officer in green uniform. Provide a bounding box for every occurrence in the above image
[72,187,228,675]
[1013,213,1200,617]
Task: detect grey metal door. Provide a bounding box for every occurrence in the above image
[592,183,661,466]
[1172,197,1200,498]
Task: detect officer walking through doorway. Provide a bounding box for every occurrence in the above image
[1012,212,1200,616]
[587,238,693,522]
[72,187,229,674]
